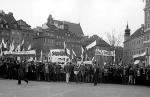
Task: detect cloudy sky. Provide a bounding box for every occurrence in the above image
[0,0,145,41]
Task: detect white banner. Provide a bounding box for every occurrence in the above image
[49,49,70,63]
[86,40,96,50]
[4,50,36,55]
[95,49,114,56]
[50,49,66,56]
[83,61,92,64]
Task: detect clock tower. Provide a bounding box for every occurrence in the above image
[144,0,150,31]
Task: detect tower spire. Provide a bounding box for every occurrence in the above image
[125,21,130,33]
[127,21,129,29]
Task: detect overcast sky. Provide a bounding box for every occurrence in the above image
[0,0,145,41]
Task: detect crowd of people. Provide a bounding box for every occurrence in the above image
[0,57,150,86]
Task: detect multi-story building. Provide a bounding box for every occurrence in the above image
[123,24,144,64]
[82,35,113,65]
[123,0,150,65]
[33,15,83,60]
[0,10,35,59]
[17,19,35,50]
[0,11,18,48]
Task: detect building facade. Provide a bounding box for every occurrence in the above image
[33,15,83,61]
[123,0,150,65]
[0,10,35,59]
[82,35,113,65]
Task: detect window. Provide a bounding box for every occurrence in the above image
[6,25,8,29]
[147,23,150,29]
[139,40,140,44]
[146,47,149,54]
[1,24,3,28]
[147,35,150,41]
[139,50,140,54]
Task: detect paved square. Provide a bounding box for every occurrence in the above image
[0,79,150,97]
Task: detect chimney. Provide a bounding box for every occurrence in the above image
[141,24,145,32]
[8,12,13,16]
[0,10,5,15]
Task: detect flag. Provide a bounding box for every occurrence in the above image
[81,47,84,61]
[11,41,14,51]
[21,39,24,45]
[86,40,96,50]
[20,39,24,51]
[40,50,43,62]
[71,53,74,61]
[1,38,7,51]
[1,42,7,51]
[0,48,2,57]
[64,41,66,49]
[113,50,115,63]
[81,47,84,54]
[9,41,14,52]
[48,50,51,62]
[92,56,95,61]
[72,49,76,56]
[66,48,70,55]
[0,43,2,49]
[15,44,20,52]
[28,44,31,50]
[9,43,12,52]
[2,38,5,45]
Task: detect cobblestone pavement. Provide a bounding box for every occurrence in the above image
[0,79,150,97]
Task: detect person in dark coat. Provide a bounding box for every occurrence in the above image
[18,61,28,85]
[93,65,99,86]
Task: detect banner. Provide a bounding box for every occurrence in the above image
[86,40,96,50]
[49,49,70,63]
[50,49,66,56]
[4,50,36,55]
[95,49,114,56]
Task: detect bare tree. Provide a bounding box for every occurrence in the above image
[105,31,123,47]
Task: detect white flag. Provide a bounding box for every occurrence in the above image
[0,43,2,49]
[21,39,24,45]
[9,41,14,52]
[64,41,66,49]
[2,38,7,49]
[11,41,14,51]
[9,44,12,52]
[15,44,20,52]
[40,50,43,62]
[113,50,115,62]
[66,48,70,55]
[86,40,96,50]
[2,38,5,45]
[28,44,31,50]
[81,47,84,61]
[81,47,84,54]
[72,49,76,56]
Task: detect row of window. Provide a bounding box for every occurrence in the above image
[0,24,8,29]
[146,0,150,4]
[126,38,143,48]
[125,49,144,56]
